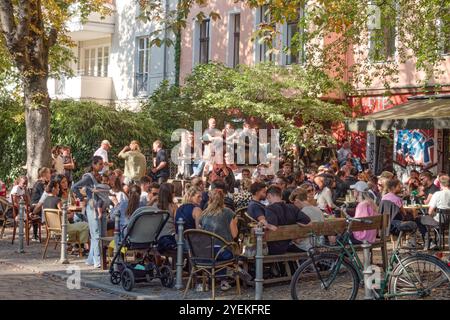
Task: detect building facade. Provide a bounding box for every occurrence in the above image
[48,0,177,110]
[179,1,450,175]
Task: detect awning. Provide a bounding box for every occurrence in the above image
[346,95,450,132]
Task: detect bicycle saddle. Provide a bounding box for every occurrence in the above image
[398,221,417,233]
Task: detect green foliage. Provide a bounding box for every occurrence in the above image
[0,99,161,184]
[0,98,26,184]
[143,63,349,151]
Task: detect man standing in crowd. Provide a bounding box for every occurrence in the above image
[118,140,147,185]
[94,140,113,173]
[152,140,170,184]
[337,140,352,167]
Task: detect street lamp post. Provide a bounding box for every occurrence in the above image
[17,198,25,253]
[59,202,69,264]
[175,218,185,290]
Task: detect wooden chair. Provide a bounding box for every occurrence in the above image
[0,196,13,239]
[11,195,42,245]
[183,229,241,300]
[438,209,450,251]
[42,209,82,259]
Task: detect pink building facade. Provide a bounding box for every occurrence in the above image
[179,2,450,174]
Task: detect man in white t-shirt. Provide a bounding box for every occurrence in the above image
[428,175,450,223]
[94,140,113,173]
[9,176,28,205]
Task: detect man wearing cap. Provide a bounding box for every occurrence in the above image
[94,140,113,173]
[118,140,147,185]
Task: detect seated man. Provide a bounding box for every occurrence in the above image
[265,185,311,255]
[247,182,276,230]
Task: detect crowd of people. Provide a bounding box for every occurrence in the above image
[2,121,450,290]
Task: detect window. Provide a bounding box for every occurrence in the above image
[285,8,305,65]
[83,46,109,77]
[135,37,151,96]
[232,14,241,67]
[368,2,397,62]
[199,19,210,64]
[257,5,272,62]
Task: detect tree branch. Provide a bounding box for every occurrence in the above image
[14,0,31,45]
[0,0,17,45]
[46,27,58,49]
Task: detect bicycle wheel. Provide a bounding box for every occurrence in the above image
[389,254,450,300]
[290,253,360,300]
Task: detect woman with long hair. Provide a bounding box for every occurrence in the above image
[71,156,104,268]
[198,188,238,291]
[350,182,380,244]
[152,183,178,253]
[175,187,203,232]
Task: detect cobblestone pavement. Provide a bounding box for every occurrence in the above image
[0,262,127,300]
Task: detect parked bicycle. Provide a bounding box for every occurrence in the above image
[290,205,450,300]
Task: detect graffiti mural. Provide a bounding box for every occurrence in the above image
[394,130,436,167]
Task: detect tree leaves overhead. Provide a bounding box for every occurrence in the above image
[143,63,348,151]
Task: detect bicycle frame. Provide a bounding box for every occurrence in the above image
[307,223,433,299]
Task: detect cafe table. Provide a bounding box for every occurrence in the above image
[403,204,429,218]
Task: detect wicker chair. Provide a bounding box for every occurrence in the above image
[183,229,241,300]
[42,209,82,259]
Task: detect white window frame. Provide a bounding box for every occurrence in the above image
[82,45,110,77]
[282,6,306,66]
[254,5,273,63]
[135,36,152,97]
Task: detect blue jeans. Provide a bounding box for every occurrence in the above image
[86,203,106,267]
[214,246,233,277]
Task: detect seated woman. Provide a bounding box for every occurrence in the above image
[43,180,89,254]
[349,181,380,244]
[197,188,238,291]
[232,178,252,211]
[151,183,178,254]
[175,187,203,232]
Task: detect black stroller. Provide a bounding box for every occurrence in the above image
[109,207,175,291]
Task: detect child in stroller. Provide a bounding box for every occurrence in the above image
[109,207,175,291]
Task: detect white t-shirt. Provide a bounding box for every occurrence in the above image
[94,147,109,171]
[53,155,64,174]
[140,191,149,206]
[9,185,25,203]
[429,189,450,222]
[315,187,336,211]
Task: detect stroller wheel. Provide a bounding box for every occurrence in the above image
[160,265,174,288]
[121,268,135,291]
[110,271,121,285]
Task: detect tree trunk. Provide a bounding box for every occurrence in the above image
[24,75,51,185]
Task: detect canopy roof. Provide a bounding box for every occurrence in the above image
[346,95,450,131]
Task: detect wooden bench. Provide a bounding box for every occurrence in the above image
[241,214,389,285]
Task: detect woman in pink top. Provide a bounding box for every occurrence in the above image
[350,181,380,244]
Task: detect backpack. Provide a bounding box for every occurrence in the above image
[85,173,111,207]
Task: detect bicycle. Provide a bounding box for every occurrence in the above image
[290,206,450,300]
